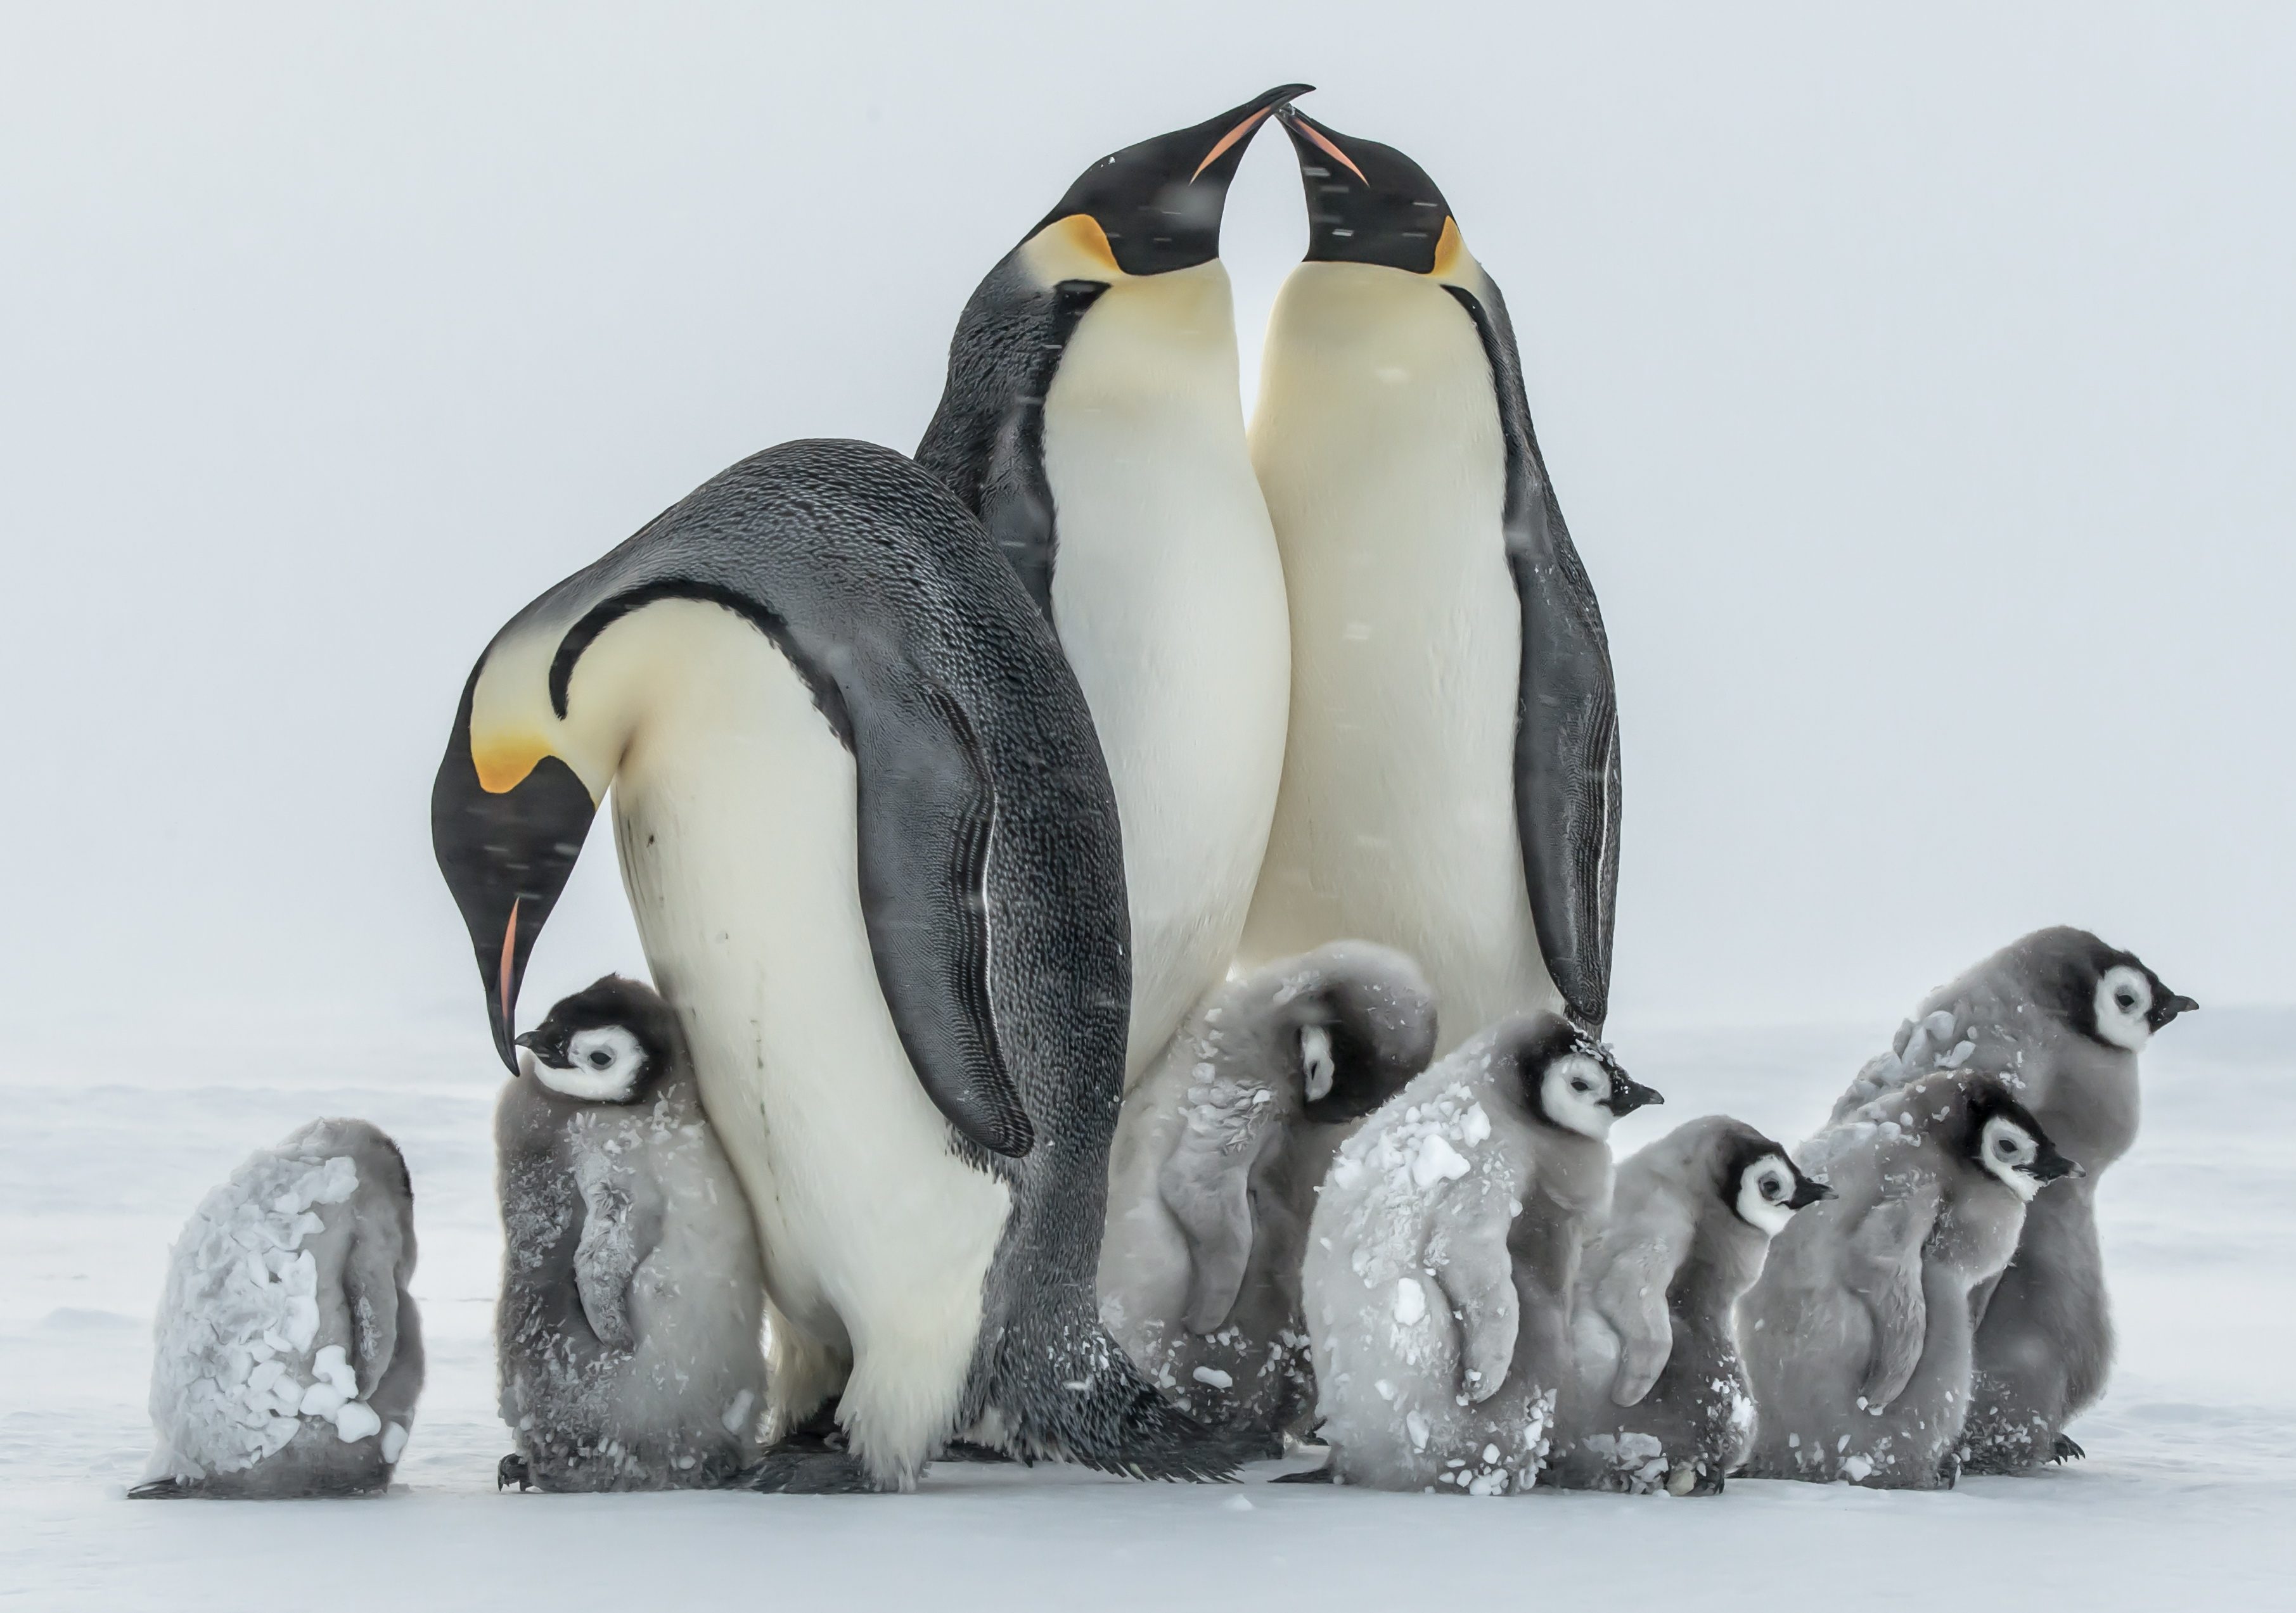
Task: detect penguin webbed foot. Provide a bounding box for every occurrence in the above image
[2049,1433,2086,1464]
[1269,1462,1336,1485]
[496,1454,532,1493]
[738,1444,883,1495]
[936,1438,1017,1465]
[127,1477,191,1500]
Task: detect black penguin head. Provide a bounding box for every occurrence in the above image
[1029,84,1311,276]
[513,974,681,1106]
[1965,1081,2083,1202]
[1499,1014,1661,1142]
[1273,106,1458,276]
[1272,949,1440,1125]
[1719,1126,1831,1236]
[2024,927,2197,1054]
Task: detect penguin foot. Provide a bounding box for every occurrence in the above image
[496,1454,532,1493]
[1269,1463,1336,1485]
[126,1477,191,1500]
[739,1446,882,1495]
[936,1439,1015,1465]
[2049,1434,2086,1464]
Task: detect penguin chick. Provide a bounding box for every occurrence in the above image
[1100,942,1438,1455]
[1828,926,2195,1473]
[133,1119,421,1498]
[1743,1071,2081,1489]
[1301,1015,1662,1493]
[1548,1118,1830,1496]
[496,975,767,1492]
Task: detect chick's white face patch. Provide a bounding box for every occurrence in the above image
[1542,1055,1615,1141]
[1979,1113,2045,1201]
[1300,1023,1337,1104]
[2094,965,2153,1052]
[533,1024,646,1102]
[1736,1153,1797,1236]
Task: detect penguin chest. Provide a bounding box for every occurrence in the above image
[1243,264,1549,1036]
[598,602,1012,1349]
[1039,267,1290,1077]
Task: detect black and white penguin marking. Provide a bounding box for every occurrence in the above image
[494,976,767,1493]
[432,438,1231,1491]
[1549,1116,1830,1496]
[1300,1015,1661,1492]
[1099,941,1438,1455]
[918,87,1303,1087]
[134,1119,422,1499]
[1240,106,1621,1050]
[1743,1071,2081,1489]
[1830,926,2195,1472]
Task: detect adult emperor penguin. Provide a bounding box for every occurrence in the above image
[1549,1117,1829,1496]
[1240,107,1621,1050]
[1828,926,2195,1472]
[1098,941,1438,1453]
[432,438,1229,1492]
[916,86,1303,1087]
[1743,1070,2080,1489]
[495,976,767,1493]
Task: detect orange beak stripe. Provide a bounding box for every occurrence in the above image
[1192,106,1276,181]
[497,896,521,1047]
[1293,120,1368,184]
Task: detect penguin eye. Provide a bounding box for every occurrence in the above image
[588,1049,613,1069]
[1996,1137,2019,1159]
[1761,1175,1784,1200]
[2114,990,2137,1012]
[1571,1076,1594,1095]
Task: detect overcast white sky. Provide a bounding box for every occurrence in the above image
[3,3,2288,1067]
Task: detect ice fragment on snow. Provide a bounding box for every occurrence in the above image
[1393,1278,1427,1325]
[1192,1366,1234,1390]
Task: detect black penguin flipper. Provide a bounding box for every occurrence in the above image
[853,676,1034,1159]
[1443,279,1622,1032]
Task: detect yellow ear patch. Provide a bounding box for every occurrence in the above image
[471,730,554,794]
[1433,216,1467,280]
[1026,212,1122,281]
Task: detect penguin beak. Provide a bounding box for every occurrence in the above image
[512,1027,572,1073]
[2032,1144,2085,1185]
[1274,106,1457,276]
[1787,1176,1835,1209]
[1605,1073,1665,1116]
[1034,84,1311,276]
[2151,991,2199,1031]
[432,668,600,1073]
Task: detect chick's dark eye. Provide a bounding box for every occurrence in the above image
[589,1049,612,1069]
[1997,1138,2017,1157]
[2115,992,2136,1011]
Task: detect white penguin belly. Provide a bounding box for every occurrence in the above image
[1042,260,1290,1086]
[1243,262,1556,1049]
[595,602,1012,1462]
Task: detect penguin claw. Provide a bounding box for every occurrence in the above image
[127,1477,189,1500]
[2050,1434,2086,1463]
[738,1446,882,1495]
[1270,1462,1337,1484]
[496,1454,531,1493]
[935,1439,1015,1465]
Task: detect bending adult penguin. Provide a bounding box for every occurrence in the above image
[1240,106,1621,1049]
[432,438,1229,1493]
[1829,926,2196,1472]
[918,86,1304,1086]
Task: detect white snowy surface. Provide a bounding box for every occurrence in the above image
[3,1008,2289,1609]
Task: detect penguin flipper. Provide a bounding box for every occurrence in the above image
[1427,1180,1522,1403]
[341,1221,406,1399]
[1591,1199,1695,1407]
[1845,1187,1941,1409]
[854,678,1035,1159]
[1159,1111,1278,1335]
[572,1162,662,1352]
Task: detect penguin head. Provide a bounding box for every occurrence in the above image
[1261,941,1439,1123]
[1966,1083,2084,1202]
[514,974,681,1105]
[1272,106,1468,280]
[1719,1129,1833,1236]
[2025,927,2197,1054]
[1502,1014,1662,1141]
[1020,85,1310,279]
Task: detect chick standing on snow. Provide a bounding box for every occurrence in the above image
[1742,1069,2079,1489]
[1548,1117,1830,1496]
[1100,942,1438,1454]
[133,1119,421,1498]
[1829,926,2194,1472]
[496,976,767,1492]
[1300,1015,1661,1493]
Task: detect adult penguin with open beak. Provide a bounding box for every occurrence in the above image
[1240,106,1622,1051]
[918,86,1306,1089]
[432,438,1233,1492]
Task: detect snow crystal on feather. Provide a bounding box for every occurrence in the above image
[146,1130,376,1478]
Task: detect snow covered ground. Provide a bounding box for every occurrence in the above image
[4,1004,2289,1609]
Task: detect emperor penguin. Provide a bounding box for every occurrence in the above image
[134,1119,422,1498]
[1239,106,1622,1051]
[917,86,1304,1087]
[494,976,767,1492]
[1828,927,2194,1472]
[1742,1070,2081,1489]
[1548,1117,1830,1496]
[432,438,1230,1492]
[1300,1015,1662,1493]
[1099,941,1439,1454]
